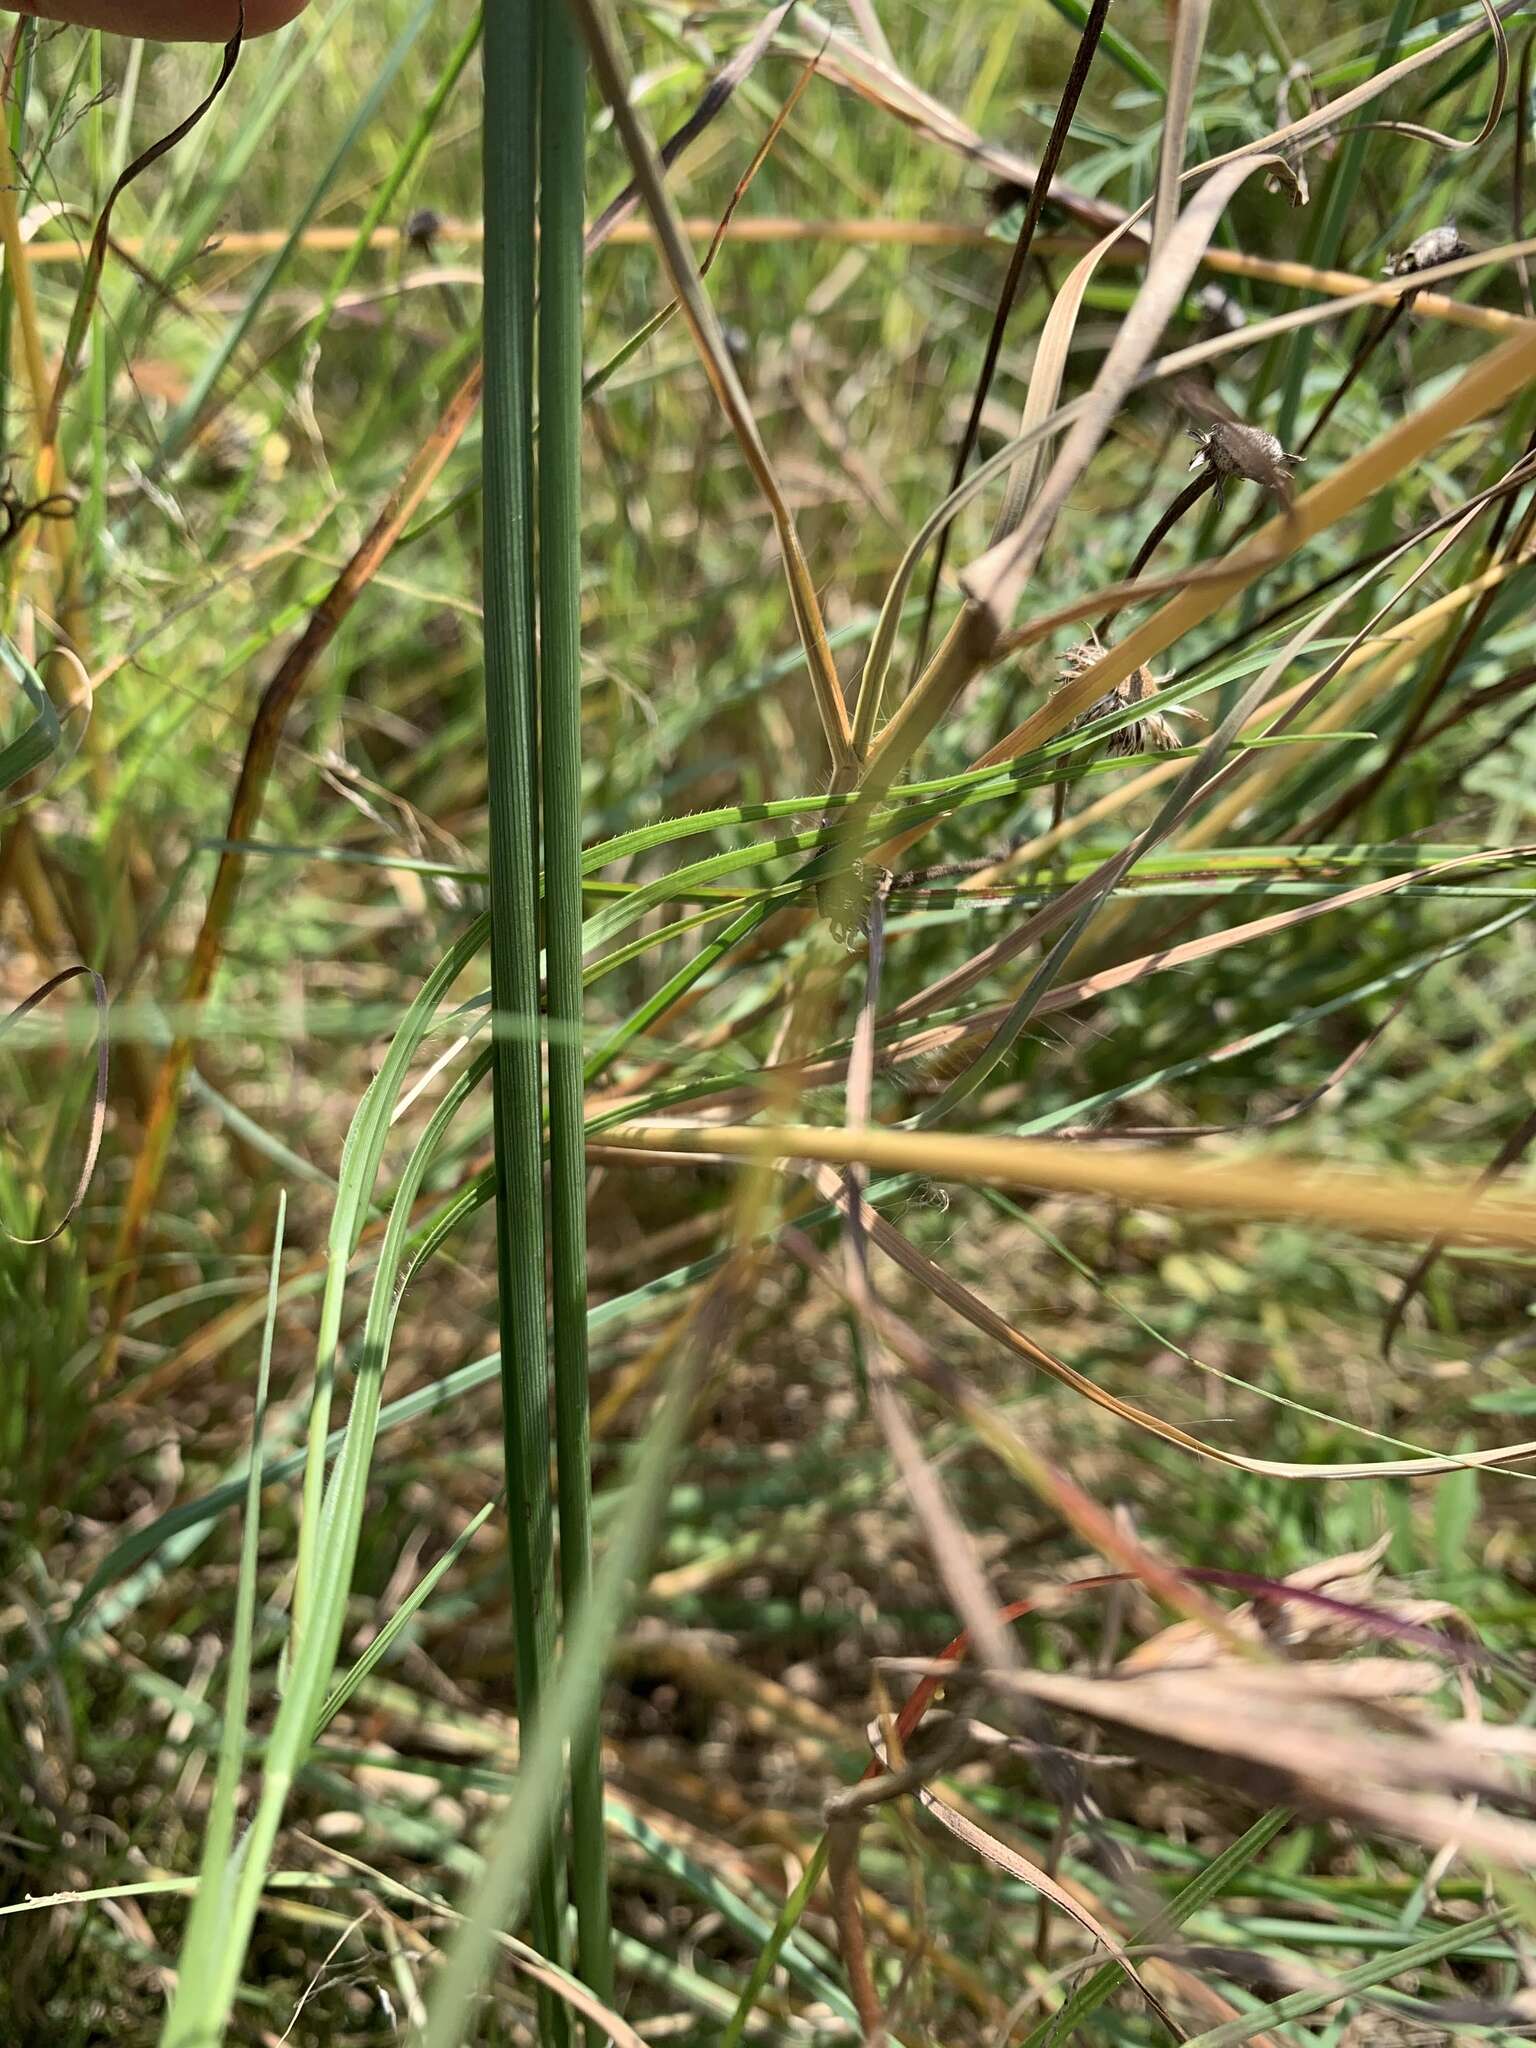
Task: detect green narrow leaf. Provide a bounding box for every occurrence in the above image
[483,0,569,2026]
[158,0,435,471]
[538,0,613,2023]
[1433,1441,1479,1574]
[161,941,489,2047]
[163,1193,284,2024]
[420,1304,713,2048]
[0,634,62,799]
[1032,1808,1293,2047]
[1181,1908,1511,2048]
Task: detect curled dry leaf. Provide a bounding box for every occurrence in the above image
[991,1659,1536,1874]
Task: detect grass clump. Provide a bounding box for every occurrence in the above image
[4,2,1536,2044]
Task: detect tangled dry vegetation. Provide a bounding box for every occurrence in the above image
[5,0,1536,2042]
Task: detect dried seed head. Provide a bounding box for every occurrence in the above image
[405,207,443,256]
[1383,222,1468,280]
[1188,419,1303,504]
[1062,641,1187,757]
[1194,282,1246,336]
[1060,633,1106,678]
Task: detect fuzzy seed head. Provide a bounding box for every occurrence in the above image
[1195,282,1246,335]
[1187,420,1303,504]
[1383,223,1468,280]
[1062,642,1185,756]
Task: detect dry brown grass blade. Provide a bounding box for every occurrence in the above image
[789,2,1131,237]
[101,361,484,1365]
[791,1223,1242,1653]
[963,152,1297,630]
[866,1721,1185,2043]
[973,318,1536,770]
[16,212,1519,359]
[839,884,1030,1695]
[10,215,1522,339]
[1350,0,1508,152]
[569,0,855,770]
[0,138,59,509]
[1190,237,1523,334]
[603,1117,1536,1254]
[645,1142,1536,1484]
[583,0,798,255]
[1151,0,1211,259]
[991,1661,1536,1874]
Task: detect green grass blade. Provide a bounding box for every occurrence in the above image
[420,1305,712,2048]
[160,1194,284,2026]
[1181,1908,1511,2048]
[1031,1807,1292,2048]
[158,0,434,472]
[161,1006,488,2045]
[483,0,569,2027]
[721,1839,830,2048]
[314,1495,498,1737]
[538,0,613,2023]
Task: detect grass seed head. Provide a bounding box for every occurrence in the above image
[1062,637,1185,756]
[1383,222,1469,279]
[1187,419,1303,506]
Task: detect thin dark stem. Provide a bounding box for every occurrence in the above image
[1095,467,1215,640]
[1421,661,1536,749]
[1296,299,1405,459]
[1382,1102,1536,1357]
[1039,465,1217,835]
[1297,445,1536,840]
[906,0,1112,685]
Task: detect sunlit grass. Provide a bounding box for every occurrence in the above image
[4,1,1536,2042]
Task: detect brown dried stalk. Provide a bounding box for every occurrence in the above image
[101,363,484,1364]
